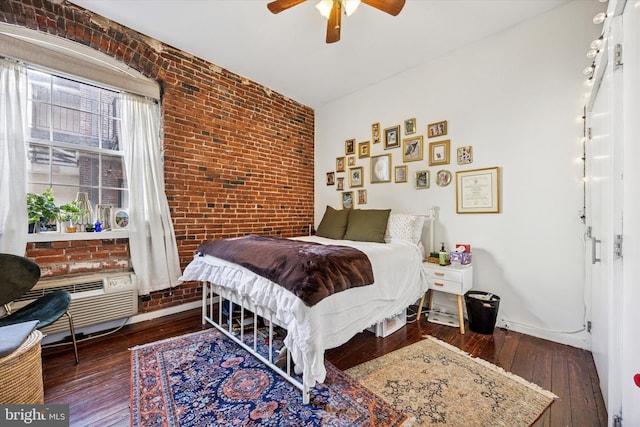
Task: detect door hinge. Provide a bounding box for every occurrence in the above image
[587,321,592,333]
[615,44,623,68]
[587,127,592,140]
[613,414,622,427]
[614,234,623,258]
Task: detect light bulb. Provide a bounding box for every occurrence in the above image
[587,49,599,59]
[590,38,603,50]
[593,13,606,24]
[583,65,594,76]
[343,0,360,16]
[316,0,333,19]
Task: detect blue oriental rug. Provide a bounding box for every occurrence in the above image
[130,328,407,426]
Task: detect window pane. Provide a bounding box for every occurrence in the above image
[27,70,51,101]
[102,155,126,189]
[101,112,120,150]
[102,188,128,209]
[52,75,100,114]
[27,100,50,140]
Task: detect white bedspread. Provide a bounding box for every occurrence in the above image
[179,235,428,386]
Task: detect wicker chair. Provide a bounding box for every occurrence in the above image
[0,253,79,363]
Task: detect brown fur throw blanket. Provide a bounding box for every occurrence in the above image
[197,235,374,307]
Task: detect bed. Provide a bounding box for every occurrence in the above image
[179,207,435,404]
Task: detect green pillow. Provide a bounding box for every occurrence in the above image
[343,209,391,243]
[316,206,350,239]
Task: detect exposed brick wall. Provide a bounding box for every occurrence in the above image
[26,238,130,278]
[6,0,315,314]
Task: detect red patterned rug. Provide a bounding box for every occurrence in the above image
[130,328,407,426]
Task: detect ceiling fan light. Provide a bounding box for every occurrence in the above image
[316,0,333,19]
[343,0,361,16]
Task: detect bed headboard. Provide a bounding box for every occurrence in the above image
[419,208,437,256]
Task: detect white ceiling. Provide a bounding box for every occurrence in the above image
[69,0,571,109]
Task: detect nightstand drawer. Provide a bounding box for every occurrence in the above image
[427,276,465,294]
[425,268,464,283]
[423,263,473,295]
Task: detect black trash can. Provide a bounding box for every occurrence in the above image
[465,291,500,334]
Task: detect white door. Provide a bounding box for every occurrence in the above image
[621,3,640,424]
[586,14,624,424]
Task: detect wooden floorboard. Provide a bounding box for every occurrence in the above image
[41,308,607,426]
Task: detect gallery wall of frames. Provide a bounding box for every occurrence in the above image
[326,118,498,214]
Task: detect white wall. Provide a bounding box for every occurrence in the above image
[314,0,605,349]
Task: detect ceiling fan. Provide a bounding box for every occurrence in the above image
[267,0,406,44]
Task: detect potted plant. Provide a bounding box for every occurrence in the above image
[26,188,59,233]
[58,201,85,233]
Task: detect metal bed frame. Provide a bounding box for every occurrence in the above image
[201,281,312,403]
[199,209,436,405]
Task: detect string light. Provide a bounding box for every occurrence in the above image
[590,36,604,50]
[593,12,607,24]
[583,64,595,77]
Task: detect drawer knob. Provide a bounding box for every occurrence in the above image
[434,282,445,287]
[435,272,445,276]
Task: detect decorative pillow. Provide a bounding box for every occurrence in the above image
[316,206,350,239]
[343,209,391,243]
[384,213,425,244]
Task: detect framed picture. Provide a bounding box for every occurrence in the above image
[326,172,335,186]
[336,156,346,172]
[415,170,430,189]
[429,140,450,166]
[457,146,473,165]
[357,189,367,205]
[395,165,408,183]
[427,120,448,138]
[456,167,500,214]
[435,169,452,187]
[358,141,370,159]
[370,153,392,183]
[112,208,129,229]
[384,125,400,150]
[348,156,356,166]
[342,191,354,209]
[345,139,356,155]
[349,166,364,188]
[402,135,423,162]
[372,122,381,144]
[336,177,344,191]
[96,204,112,231]
[404,118,416,135]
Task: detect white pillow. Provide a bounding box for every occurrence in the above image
[384,213,424,244]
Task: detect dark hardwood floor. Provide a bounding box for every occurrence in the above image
[41,308,607,426]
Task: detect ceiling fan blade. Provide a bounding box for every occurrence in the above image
[267,0,306,14]
[361,0,406,16]
[326,1,341,43]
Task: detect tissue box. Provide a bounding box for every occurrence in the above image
[450,251,472,265]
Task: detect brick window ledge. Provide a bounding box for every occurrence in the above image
[26,230,129,243]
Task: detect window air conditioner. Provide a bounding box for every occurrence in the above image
[10,272,138,335]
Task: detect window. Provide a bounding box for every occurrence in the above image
[26,69,128,225]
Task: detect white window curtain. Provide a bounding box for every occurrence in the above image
[0,59,27,255]
[120,93,181,295]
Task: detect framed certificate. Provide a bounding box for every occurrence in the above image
[456,167,500,214]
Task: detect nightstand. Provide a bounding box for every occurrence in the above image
[418,263,473,334]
